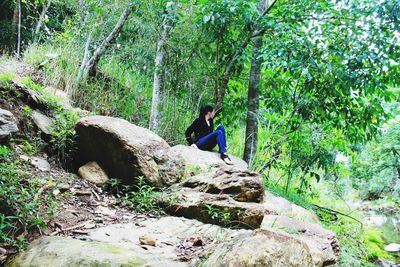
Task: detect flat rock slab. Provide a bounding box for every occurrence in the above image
[7,236,186,267]
[82,216,250,265]
[172,145,248,174]
[182,168,264,203]
[75,116,185,187]
[203,229,314,267]
[161,188,269,228]
[0,108,18,139]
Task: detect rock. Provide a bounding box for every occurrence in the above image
[75,116,185,187]
[192,237,204,246]
[261,215,340,266]
[79,216,250,265]
[365,214,387,227]
[19,155,30,161]
[74,107,91,117]
[139,235,156,246]
[161,187,267,228]
[263,191,319,223]
[172,144,248,174]
[0,108,18,139]
[7,236,186,267]
[44,86,73,110]
[375,258,398,267]
[385,243,400,253]
[29,156,51,172]
[202,229,314,267]
[182,168,264,203]
[13,81,44,109]
[31,110,53,135]
[290,204,319,223]
[0,247,6,254]
[78,161,109,185]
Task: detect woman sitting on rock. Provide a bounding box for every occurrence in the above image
[185,105,233,165]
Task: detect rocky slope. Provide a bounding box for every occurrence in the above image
[0,61,340,267]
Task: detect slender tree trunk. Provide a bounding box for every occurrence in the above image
[86,6,133,76]
[77,32,92,83]
[34,0,52,43]
[149,19,169,131]
[214,0,277,113]
[214,35,220,106]
[16,0,21,58]
[243,35,263,164]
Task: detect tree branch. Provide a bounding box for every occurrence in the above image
[86,5,134,76]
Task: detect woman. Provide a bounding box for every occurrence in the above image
[185,105,233,165]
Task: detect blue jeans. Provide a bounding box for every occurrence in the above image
[195,125,227,153]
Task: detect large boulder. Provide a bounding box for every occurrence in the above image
[7,236,186,267]
[202,229,314,267]
[261,215,340,266]
[0,108,18,139]
[172,144,248,174]
[75,116,185,187]
[182,168,264,203]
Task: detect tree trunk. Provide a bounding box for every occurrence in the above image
[214,0,277,114]
[16,0,21,58]
[243,35,263,164]
[34,0,52,43]
[86,6,133,76]
[77,32,92,83]
[149,19,169,131]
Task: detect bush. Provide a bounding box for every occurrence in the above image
[0,146,59,250]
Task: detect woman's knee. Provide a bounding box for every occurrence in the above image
[216,130,223,136]
[216,125,225,131]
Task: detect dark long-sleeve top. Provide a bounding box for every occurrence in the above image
[185,117,213,145]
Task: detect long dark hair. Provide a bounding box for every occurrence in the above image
[199,105,214,117]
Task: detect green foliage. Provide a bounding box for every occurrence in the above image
[0,145,58,250]
[21,76,44,92]
[363,228,395,261]
[49,107,79,166]
[0,72,15,82]
[265,181,312,210]
[351,113,400,199]
[0,79,21,100]
[21,105,33,117]
[18,74,80,167]
[128,177,159,213]
[105,177,162,214]
[204,204,233,227]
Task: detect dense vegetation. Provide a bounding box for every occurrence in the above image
[1,0,399,265]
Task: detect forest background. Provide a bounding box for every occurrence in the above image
[0,0,399,266]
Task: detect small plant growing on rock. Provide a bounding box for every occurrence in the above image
[127,177,160,213]
[204,204,232,227]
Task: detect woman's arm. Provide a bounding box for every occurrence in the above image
[185,118,198,145]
